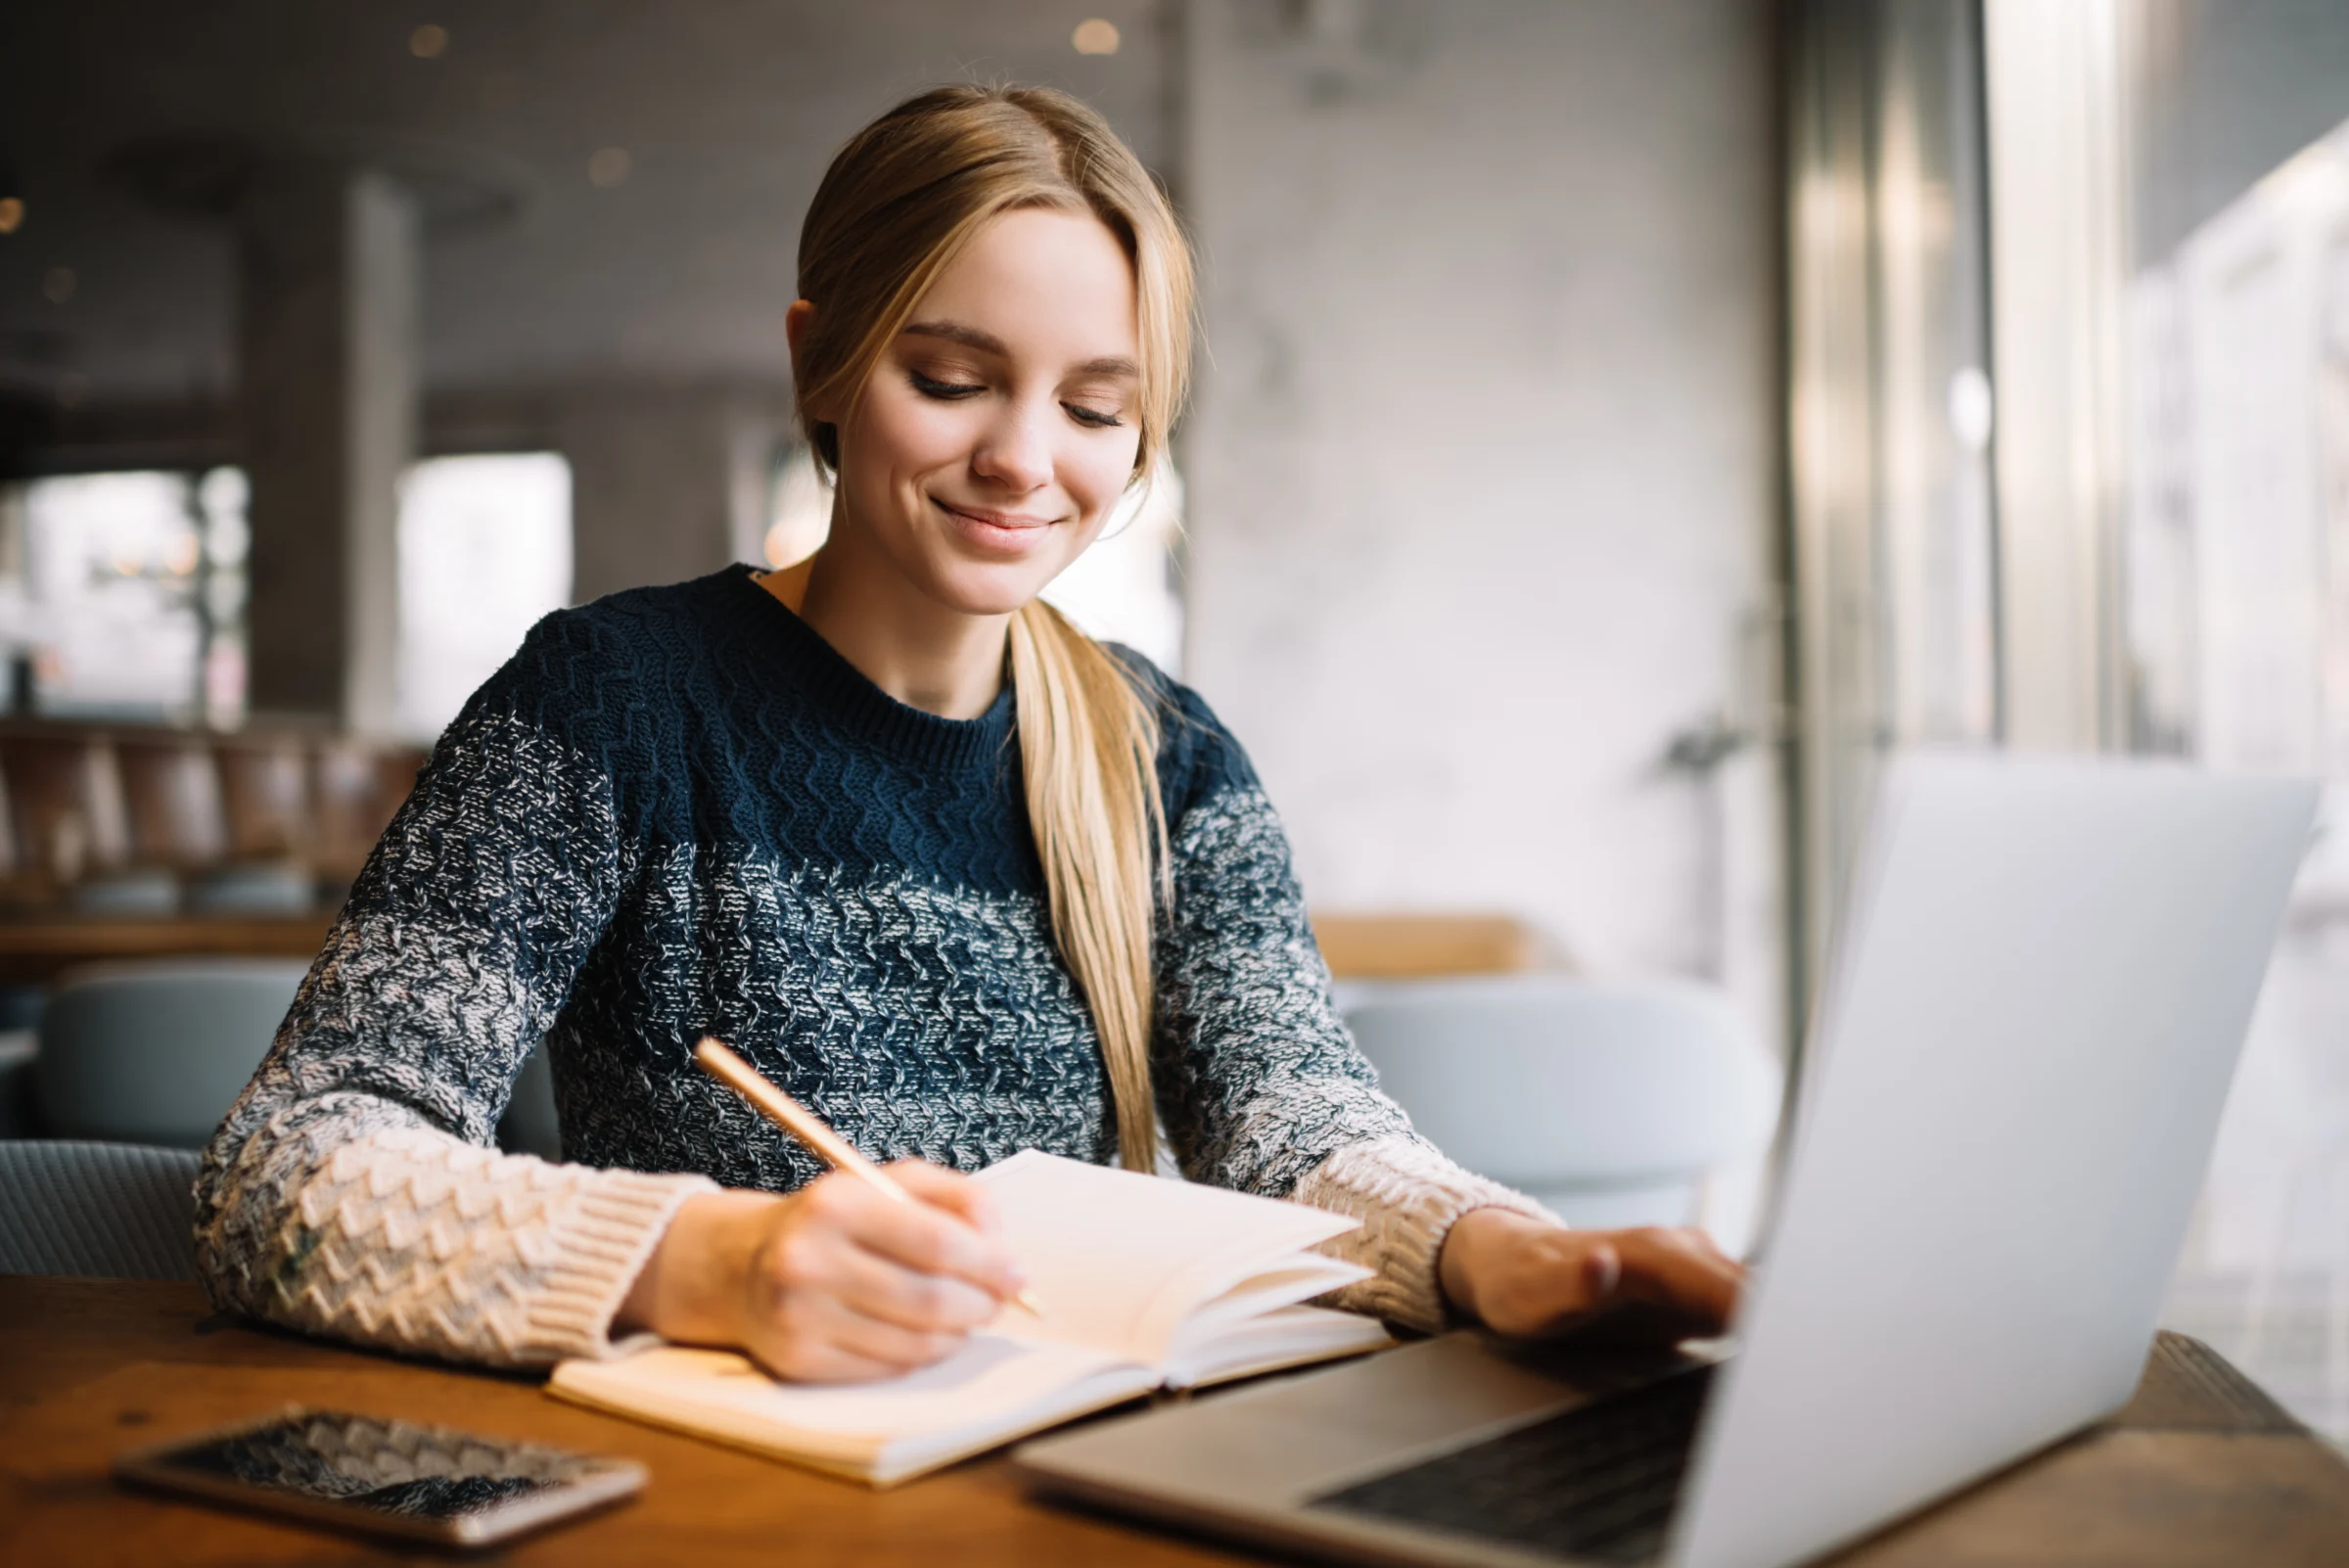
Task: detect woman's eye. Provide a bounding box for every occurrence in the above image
[909,370,985,400]
[1064,402,1125,430]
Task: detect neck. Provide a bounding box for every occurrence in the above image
[769,532,1012,722]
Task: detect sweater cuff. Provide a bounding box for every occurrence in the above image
[525,1166,719,1361]
[1292,1133,1557,1335]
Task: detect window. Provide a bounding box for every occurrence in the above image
[0,452,572,741]
[395,453,574,740]
[0,468,246,724]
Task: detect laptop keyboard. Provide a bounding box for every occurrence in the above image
[1309,1363,1716,1564]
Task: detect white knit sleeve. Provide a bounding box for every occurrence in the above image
[1293,1132,1558,1334]
[197,1093,714,1368]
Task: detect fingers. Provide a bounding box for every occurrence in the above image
[1469,1222,1746,1341]
[800,1166,1028,1301]
[1584,1228,1743,1338]
[870,1165,1030,1300]
[885,1158,1007,1242]
[805,1292,973,1371]
[1582,1239,1623,1304]
[828,1236,1002,1334]
[746,1319,913,1385]
[735,1164,1032,1384]
[744,1238,986,1382]
[1610,1227,1744,1328]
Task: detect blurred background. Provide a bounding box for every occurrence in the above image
[0,0,2344,1441]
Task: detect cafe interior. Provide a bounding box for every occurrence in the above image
[2,0,2348,1525]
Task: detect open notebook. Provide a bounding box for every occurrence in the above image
[546,1150,1395,1485]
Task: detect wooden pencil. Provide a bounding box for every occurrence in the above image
[691,1037,1044,1318]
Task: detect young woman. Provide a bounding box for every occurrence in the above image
[195,84,1740,1383]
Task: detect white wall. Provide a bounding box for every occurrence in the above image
[1181,1,1783,1040]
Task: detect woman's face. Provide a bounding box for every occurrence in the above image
[822,206,1144,618]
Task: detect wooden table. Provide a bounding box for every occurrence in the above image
[0,915,334,987]
[4,1277,2346,1566]
[0,911,1531,990]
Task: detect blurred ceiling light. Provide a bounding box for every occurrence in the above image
[587,147,632,188]
[41,266,73,303]
[410,23,449,60]
[1073,19,1121,55]
[0,198,23,234]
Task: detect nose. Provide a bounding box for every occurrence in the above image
[971,398,1053,494]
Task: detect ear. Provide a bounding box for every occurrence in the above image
[784,300,827,415]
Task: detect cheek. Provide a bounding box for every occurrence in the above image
[849,388,974,483]
[1063,438,1143,523]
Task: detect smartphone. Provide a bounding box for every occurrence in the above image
[114,1406,647,1547]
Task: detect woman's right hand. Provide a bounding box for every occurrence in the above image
[617,1160,1029,1382]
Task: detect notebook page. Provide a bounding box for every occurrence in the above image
[1172,1254,1373,1345]
[1160,1303,1396,1389]
[975,1150,1360,1366]
[548,1335,1155,1486]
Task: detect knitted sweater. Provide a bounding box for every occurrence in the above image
[194,566,1545,1368]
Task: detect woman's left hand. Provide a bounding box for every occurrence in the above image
[1437,1208,1745,1342]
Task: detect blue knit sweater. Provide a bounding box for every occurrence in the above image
[193,566,1542,1365]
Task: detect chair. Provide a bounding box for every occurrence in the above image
[313,739,425,886]
[122,731,310,914]
[216,734,314,863]
[0,729,146,906]
[497,1044,565,1161]
[115,731,230,870]
[33,959,305,1148]
[1342,975,1781,1235]
[0,1140,200,1280]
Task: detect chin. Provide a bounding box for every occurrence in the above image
[927,561,1061,620]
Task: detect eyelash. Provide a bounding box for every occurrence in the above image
[907,370,1125,430]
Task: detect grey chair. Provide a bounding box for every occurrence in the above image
[1344,975,1781,1234]
[34,958,305,1148]
[498,1043,564,1160]
[0,1139,200,1279]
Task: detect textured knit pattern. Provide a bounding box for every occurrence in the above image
[195,566,1543,1364]
[1297,1134,1556,1332]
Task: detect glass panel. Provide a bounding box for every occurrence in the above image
[0,470,229,720]
[1785,0,1996,1000]
[394,453,574,742]
[2117,0,2349,1442]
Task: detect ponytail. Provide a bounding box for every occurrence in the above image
[1008,600,1170,1171]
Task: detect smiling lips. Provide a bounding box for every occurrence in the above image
[935,497,1058,555]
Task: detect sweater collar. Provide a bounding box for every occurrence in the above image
[725,564,1018,774]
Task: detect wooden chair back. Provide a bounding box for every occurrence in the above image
[312,741,422,880]
[115,735,228,869]
[0,733,131,884]
[214,735,312,863]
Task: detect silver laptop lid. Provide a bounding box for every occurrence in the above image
[1672,754,2317,1568]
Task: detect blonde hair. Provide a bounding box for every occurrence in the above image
[794,85,1193,1171]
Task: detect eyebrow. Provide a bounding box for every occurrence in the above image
[899,319,1140,380]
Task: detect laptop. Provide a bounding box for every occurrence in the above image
[1014,754,2319,1568]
